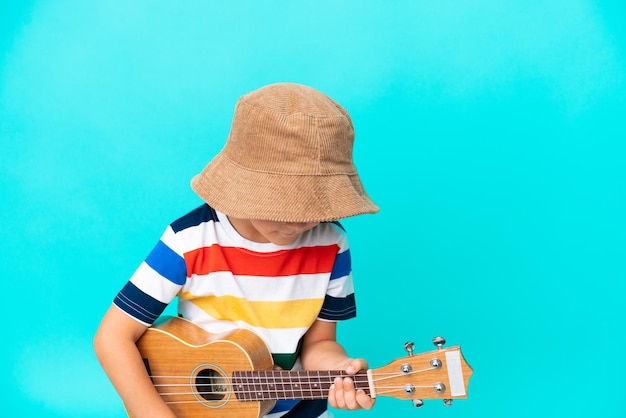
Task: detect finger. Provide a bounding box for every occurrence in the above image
[331,377,345,409]
[328,380,338,409]
[341,377,360,410]
[345,358,368,375]
[356,389,376,410]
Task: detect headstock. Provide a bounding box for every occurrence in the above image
[369,337,473,408]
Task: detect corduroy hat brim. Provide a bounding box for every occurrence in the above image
[191,152,379,223]
[190,82,379,223]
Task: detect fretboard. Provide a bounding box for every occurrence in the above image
[232,370,371,401]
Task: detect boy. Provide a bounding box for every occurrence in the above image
[94,82,379,417]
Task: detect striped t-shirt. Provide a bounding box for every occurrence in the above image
[114,204,357,417]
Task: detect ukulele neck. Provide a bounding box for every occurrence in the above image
[232,370,372,401]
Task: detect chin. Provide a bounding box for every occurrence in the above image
[271,237,298,246]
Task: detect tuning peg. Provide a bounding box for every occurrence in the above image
[412,399,424,408]
[434,382,446,394]
[404,341,414,356]
[444,399,453,406]
[432,336,446,350]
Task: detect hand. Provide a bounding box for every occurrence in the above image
[328,358,375,411]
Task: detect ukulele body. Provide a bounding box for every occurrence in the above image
[127,316,275,418]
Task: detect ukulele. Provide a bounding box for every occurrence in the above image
[127,316,473,417]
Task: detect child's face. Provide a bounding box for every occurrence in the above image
[247,219,320,245]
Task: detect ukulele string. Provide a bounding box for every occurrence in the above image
[148,365,434,385]
[146,366,438,398]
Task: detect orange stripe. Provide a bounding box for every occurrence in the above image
[184,244,339,277]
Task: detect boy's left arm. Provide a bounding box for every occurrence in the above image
[301,319,375,411]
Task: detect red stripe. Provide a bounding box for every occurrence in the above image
[184,244,339,277]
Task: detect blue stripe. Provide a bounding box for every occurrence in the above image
[170,204,219,233]
[269,400,300,413]
[318,294,356,321]
[279,399,327,417]
[330,220,346,231]
[145,240,187,285]
[330,249,351,280]
[113,281,167,324]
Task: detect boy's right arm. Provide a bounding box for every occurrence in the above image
[94,305,177,418]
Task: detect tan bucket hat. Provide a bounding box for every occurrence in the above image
[191,82,379,222]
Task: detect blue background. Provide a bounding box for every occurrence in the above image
[2,1,625,417]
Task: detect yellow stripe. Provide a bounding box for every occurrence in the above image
[181,293,324,329]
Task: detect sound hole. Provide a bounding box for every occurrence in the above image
[195,368,227,401]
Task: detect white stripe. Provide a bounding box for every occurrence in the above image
[159,225,186,256]
[325,274,354,298]
[130,262,181,303]
[182,272,331,302]
[445,350,466,396]
[178,302,311,354]
[169,218,220,249]
[251,326,310,354]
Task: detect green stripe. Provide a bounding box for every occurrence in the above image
[272,336,304,370]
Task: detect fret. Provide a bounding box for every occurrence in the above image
[280,371,289,398]
[315,371,324,398]
[255,371,263,400]
[294,372,304,400]
[272,371,284,399]
[357,373,371,395]
[326,370,334,397]
[232,371,245,401]
[297,372,307,399]
[264,371,274,400]
[253,371,263,400]
[259,371,268,401]
[245,371,252,401]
